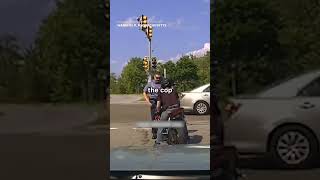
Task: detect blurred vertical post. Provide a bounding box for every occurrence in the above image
[231,63,236,97]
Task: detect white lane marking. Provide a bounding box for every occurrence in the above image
[111,127,152,130]
[186,145,210,149]
[136,121,184,128]
[187,121,209,123]
[188,124,209,126]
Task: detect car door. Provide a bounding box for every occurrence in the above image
[202,85,210,105]
[294,76,320,131]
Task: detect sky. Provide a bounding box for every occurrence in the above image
[110,0,210,75]
[0,0,56,47]
[0,0,210,75]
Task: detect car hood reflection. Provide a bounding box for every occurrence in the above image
[110,144,210,171]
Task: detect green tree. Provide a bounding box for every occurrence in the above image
[215,0,285,96]
[35,0,107,102]
[0,34,24,101]
[175,56,199,92]
[195,52,210,84]
[118,57,147,94]
[270,0,320,74]
[158,60,177,80]
[21,45,50,101]
[110,73,120,94]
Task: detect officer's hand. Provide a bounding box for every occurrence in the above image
[155,114,161,121]
[154,111,161,120]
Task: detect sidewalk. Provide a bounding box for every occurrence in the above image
[0,104,102,134]
[110,94,147,104]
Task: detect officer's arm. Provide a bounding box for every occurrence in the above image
[156,99,161,112]
[143,92,150,104]
[156,95,161,112]
[143,84,151,104]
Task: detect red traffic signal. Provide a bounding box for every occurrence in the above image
[151,57,157,69]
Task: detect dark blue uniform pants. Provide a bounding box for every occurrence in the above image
[150,99,158,135]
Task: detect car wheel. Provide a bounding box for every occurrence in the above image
[269,125,318,168]
[194,101,209,115]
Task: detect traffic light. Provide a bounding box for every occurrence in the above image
[146,25,153,40]
[151,57,157,69]
[143,56,149,71]
[140,15,148,31]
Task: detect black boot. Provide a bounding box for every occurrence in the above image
[152,133,157,139]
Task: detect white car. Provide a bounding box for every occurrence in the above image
[224,70,320,168]
[180,84,210,115]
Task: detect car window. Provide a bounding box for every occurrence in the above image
[299,77,320,96]
[203,86,210,92]
[257,70,320,97]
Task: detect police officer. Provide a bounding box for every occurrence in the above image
[143,72,162,139]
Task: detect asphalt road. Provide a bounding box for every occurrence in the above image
[0,104,105,133]
[5,101,318,179]
[110,102,320,180]
[0,104,108,180]
[239,159,320,180]
[110,103,210,149]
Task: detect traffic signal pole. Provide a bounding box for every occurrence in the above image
[148,39,152,81]
[138,15,155,82]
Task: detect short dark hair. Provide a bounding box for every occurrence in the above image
[154,71,161,76]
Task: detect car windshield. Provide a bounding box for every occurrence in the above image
[110,145,210,171]
[190,84,210,93]
[254,75,297,96]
